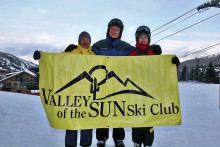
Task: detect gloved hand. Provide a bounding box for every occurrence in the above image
[64,44,77,52]
[33,50,41,60]
[151,44,162,55]
[172,56,180,66]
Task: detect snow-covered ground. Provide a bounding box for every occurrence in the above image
[0,82,219,147]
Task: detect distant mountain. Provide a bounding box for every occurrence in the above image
[0,51,38,73]
[179,54,220,70]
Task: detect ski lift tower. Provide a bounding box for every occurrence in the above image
[197,0,220,12]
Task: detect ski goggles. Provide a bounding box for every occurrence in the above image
[137,26,150,33]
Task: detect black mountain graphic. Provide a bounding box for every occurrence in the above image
[54,65,155,100]
[54,71,93,94]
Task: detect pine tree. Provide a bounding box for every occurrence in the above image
[205,62,217,83]
[189,66,194,81]
[199,70,204,82]
[194,64,200,81]
[180,65,187,81]
[215,64,219,84]
[177,68,181,81]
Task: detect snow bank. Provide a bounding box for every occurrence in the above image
[0,82,219,147]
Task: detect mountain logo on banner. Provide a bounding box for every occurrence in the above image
[55,65,155,100]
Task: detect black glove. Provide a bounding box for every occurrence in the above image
[64,44,77,52]
[172,56,180,66]
[33,50,41,60]
[151,44,162,55]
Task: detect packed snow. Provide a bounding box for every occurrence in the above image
[0,82,219,147]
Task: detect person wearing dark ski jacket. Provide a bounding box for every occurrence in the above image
[92,18,136,147]
[129,25,180,147]
[92,18,136,56]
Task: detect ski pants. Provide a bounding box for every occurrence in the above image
[96,128,125,142]
[132,127,154,146]
[65,129,93,146]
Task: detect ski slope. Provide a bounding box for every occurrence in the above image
[0,82,219,147]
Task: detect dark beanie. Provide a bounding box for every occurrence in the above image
[78,31,91,44]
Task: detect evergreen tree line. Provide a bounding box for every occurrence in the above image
[178,62,219,84]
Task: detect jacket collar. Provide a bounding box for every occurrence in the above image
[106,38,120,46]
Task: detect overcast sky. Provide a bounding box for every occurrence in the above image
[0,0,220,64]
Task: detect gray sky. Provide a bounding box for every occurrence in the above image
[0,0,220,64]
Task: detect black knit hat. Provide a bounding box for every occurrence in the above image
[106,18,124,39]
[78,31,91,44]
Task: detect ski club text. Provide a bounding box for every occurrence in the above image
[41,88,180,119]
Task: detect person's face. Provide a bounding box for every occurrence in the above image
[80,38,91,49]
[109,26,120,39]
[138,35,149,44]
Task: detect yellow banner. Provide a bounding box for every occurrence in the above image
[39,52,181,130]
